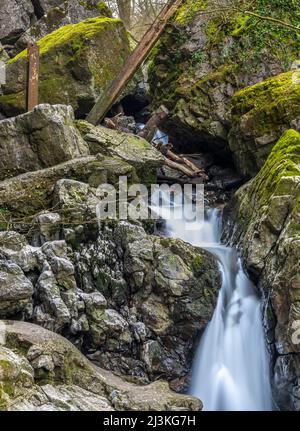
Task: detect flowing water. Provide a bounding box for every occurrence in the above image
[151,191,272,411]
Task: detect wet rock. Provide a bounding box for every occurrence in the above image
[0,17,131,117]
[0,0,35,44]
[0,104,89,180]
[224,129,300,410]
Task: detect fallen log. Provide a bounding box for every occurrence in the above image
[159,148,209,180]
[86,0,184,125]
[104,117,117,129]
[180,156,208,179]
[164,158,196,177]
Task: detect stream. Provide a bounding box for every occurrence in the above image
[152,189,273,411]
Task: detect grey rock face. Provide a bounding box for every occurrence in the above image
[0,320,201,411]
[0,213,221,383]
[0,0,35,44]
[0,260,33,317]
[223,130,300,410]
[0,104,89,180]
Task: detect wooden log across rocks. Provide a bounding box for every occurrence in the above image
[86,0,184,125]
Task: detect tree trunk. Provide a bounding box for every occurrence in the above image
[116,0,132,29]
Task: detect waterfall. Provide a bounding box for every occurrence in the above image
[152,191,273,411]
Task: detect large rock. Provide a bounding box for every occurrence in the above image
[0,213,221,383]
[13,1,112,55]
[224,129,300,410]
[148,0,300,157]
[0,320,201,411]
[229,70,300,177]
[0,104,89,180]
[0,0,35,44]
[76,121,165,185]
[0,155,137,219]
[0,16,131,117]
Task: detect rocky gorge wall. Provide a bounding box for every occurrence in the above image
[148,0,300,411]
[0,0,299,412]
[148,0,300,174]
[223,130,300,410]
[0,103,221,411]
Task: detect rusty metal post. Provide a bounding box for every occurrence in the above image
[27,42,40,111]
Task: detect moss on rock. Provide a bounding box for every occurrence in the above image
[75,121,164,186]
[148,0,300,155]
[229,71,300,177]
[0,17,131,117]
[227,129,300,408]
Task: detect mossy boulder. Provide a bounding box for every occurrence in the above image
[225,129,300,410]
[0,320,201,411]
[0,155,137,221]
[75,121,165,186]
[229,71,300,177]
[148,0,300,156]
[0,16,131,117]
[12,1,113,55]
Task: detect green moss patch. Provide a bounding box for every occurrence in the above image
[231,71,300,136]
[252,129,300,206]
[10,17,122,63]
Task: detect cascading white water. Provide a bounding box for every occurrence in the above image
[151,191,273,411]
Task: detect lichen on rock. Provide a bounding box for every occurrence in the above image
[0,104,89,181]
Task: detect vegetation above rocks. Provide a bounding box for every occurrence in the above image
[148,0,300,156]
[228,70,300,177]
